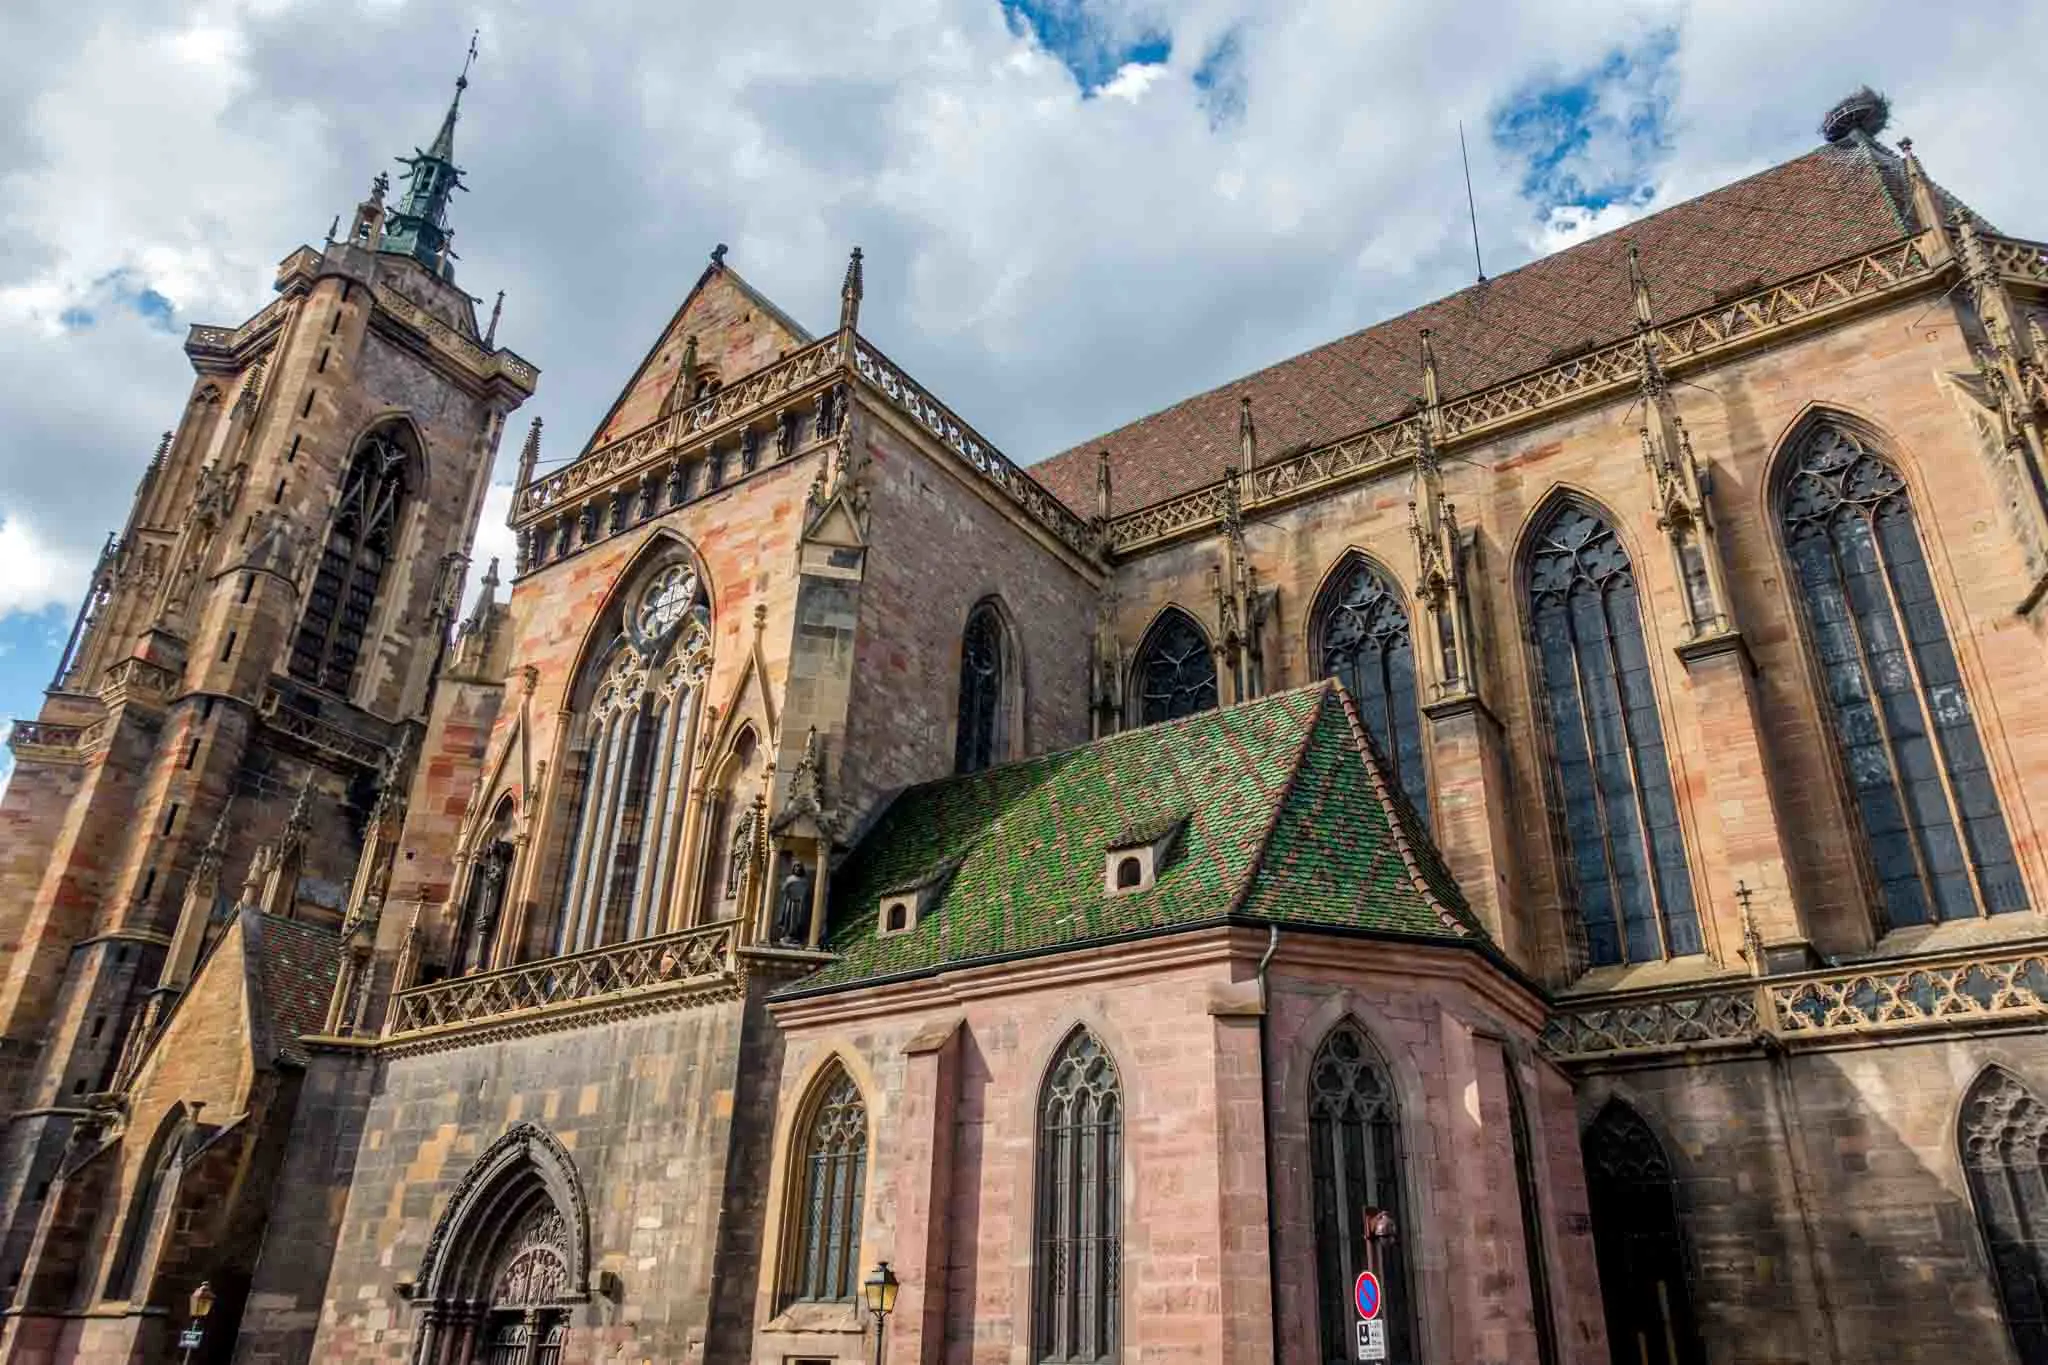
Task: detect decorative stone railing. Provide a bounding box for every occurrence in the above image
[185,296,289,356]
[5,721,93,762]
[387,921,737,1037]
[98,657,179,707]
[1543,940,2048,1063]
[514,337,840,525]
[256,687,389,771]
[853,338,1097,557]
[372,283,537,389]
[1108,236,1940,553]
[1987,233,2048,286]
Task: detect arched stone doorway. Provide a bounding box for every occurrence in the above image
[408,1124,591,1365]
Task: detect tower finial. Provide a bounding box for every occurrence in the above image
[1238,396,1257,470]
[840,247,864,333]
[380,35,476,282]
[485,289,504,347]
[1096,449,1113,523]
[460,29,479,90]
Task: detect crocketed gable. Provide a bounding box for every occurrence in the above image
[786,681,1478,996]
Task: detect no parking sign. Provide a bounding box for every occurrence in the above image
[1354,1270,1386,1361]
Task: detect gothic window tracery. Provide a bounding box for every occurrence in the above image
[1313,557,1429,823]
[1308,1022,1413,1365]
[1526,501,1700,968]
[1132,609,1218,726]
[556,558,710,954]
[1962,1067,2048,1362]
[784,1063,868,1306]
[290,423,414,694]
[1582,1101,1704,1365]
[1778,421,2027,928]
[1034,1028,1121,1365]
[956,601,1009,773]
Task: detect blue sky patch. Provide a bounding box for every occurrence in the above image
[1491,28,1677,220]
[1002,0,1171,96]
[1193,28,1245,127]
[0,605,72,794]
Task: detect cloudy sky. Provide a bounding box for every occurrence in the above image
[3,0,2045,787]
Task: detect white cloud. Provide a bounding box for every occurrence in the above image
[0,516,90,619]
[1,0,2044,692]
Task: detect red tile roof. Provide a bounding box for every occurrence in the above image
[1032,139,1934,513]
[247,911,342,1066]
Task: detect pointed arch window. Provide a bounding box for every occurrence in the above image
[557,559,710,954]
[1132,610,1218,727]
[290,423,414,694]
[1779,421,2027,928]
[956,601,1009,773]
[1527,501,1700,967]
[1582,1101,1704,1365]
[1035,1029,1122,1364]
[783,1063,868,1306]
[1314,557,1429,823]
[106,1118,188,1303]
[1962,1066,2048,1362]
[1308,1022,1414,1365]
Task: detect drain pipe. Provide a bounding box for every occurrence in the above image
[1257,923,1283,1365]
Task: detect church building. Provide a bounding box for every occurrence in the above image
[2,75,2047,1365]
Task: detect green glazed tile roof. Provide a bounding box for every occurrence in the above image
[789,680,1481,995]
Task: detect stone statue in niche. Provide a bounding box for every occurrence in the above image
[774,857,812,947]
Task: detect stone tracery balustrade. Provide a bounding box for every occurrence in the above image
[1543,940,2048,1062]
[1108,237,1939,553]
[185,296,289,356]
[371,283,537,388]
[5,721,92,761]
[257,686,389,771]
[1986,233,2048,285]
[852,339,1096,557]
[513,337,840,524]
[387,921,737,1037]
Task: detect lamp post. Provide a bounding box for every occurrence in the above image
[180,1280,215,1365]
[861,1261,900,1365]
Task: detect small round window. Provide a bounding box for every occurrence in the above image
[635,563,700,643]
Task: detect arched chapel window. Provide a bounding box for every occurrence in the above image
[1526,501,1700,967]
[1132,609,1218,726]
[290,422,414,694]
[1035,1029,1122,1365]
[1308,1021,1414,1365]
[956,601,1008,773]
[1778,421,2028,928]
[1582,1100,1704,1365]
[783,1063,868,1306]
[1961,1066,2048,1363]
[456,803,516,975]
[106,1120,187,1302]
[1314,557,1429,822]
[556,560,710,954]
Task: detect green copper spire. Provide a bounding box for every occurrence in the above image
[381,32,477,282]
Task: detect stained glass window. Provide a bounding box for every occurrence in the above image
[956,602,1005,773]
[1134,610,1218,726]
[1035,1029,1121,1364]
[1779,421,2027,928]
[1527,502,1700,967]
[1962,1067,2048,1363]
[1582,1101,1704,1365]
[786,1064,867,1305]
[290,425,411,694]
[1315,558,1429,824]
[1308,1022,1414,1365]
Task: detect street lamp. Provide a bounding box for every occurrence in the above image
[862,1261,900,1365]
[181,1280,215,1365]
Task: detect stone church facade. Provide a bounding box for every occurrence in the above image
[2,76,2047,1365]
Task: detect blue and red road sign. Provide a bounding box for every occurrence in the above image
[1354,1269,1381,1320]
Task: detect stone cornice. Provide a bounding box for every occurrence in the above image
[1106,234,1949,555]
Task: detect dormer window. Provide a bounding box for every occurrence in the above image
[875,857,962,939]
[1103,815,1186,897]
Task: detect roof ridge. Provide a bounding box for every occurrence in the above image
[1223,680,1336,919]
[1327,684,1478,937]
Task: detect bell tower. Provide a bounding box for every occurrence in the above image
[0,47,537,1294]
